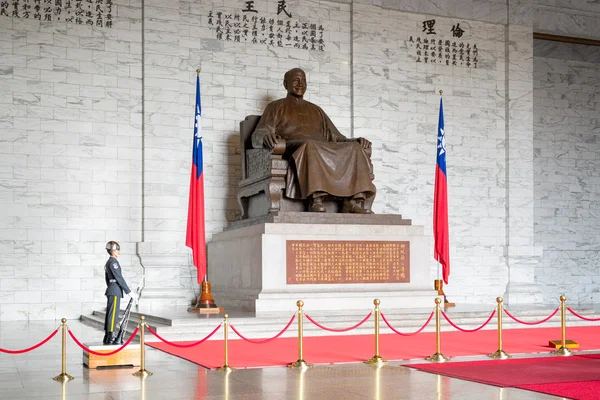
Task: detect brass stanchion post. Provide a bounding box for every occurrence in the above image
[217,314,234,372]
[426,298,449,362]
[133,316,153,377]
[365,299,387,366]
[489,297,511,359]
[289,300,311,369]
[53,318,74,382]
[552,295,572,356]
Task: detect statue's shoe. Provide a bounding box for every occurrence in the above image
[342,201,372,214]
[350,204,370,214]
[309,202,326,212]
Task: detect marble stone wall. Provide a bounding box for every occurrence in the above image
[352,4,511,304]
[534,0,600,41]
[0,0,143,320]
[136,0,353,306]
[0,0,355,320]
[1,0,598,320]
[533,40,600,303]
[356,0,509,24]
[174,0,353,228]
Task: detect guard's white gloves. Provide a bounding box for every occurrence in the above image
[129,291,139,305]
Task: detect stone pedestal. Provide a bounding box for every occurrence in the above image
[208,212,436,314]
[136,242,196,308]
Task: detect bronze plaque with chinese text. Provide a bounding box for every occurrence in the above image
[286,241,410,284]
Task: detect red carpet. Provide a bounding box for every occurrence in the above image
[409,354,600,400]
[147,326,600,370]
[409,353,600,386]
[517,380,600,399]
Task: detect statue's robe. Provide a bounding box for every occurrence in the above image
[251,96,376,201]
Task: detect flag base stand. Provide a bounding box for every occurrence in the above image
[434,279,455,307]
[188,281,223,314]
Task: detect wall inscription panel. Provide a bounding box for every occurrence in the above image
[286,241,410,284]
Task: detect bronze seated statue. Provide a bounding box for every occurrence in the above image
[237,68,376,219]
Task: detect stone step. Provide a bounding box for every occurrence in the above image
[81,306,600,343]
[95,304,588,322]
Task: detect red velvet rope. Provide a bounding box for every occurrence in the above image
[0,328,59,354]
[503,308,559,325]
[305,312,372,332]
[230,314,295,344]
[380,312,434,336]
[146,324,221,348]
[68,327,139,356]
[567,307,600,322]
[441,310,496,332]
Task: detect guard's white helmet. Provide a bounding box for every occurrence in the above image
[105,241,120,252]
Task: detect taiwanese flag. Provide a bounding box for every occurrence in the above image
[433,96,450,284]
[186,74,206,283]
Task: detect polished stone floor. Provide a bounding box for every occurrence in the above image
[0,319,566,399]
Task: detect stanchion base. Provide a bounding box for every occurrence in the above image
[216,365,234,373]
[52,373,74,382]
[364,355,388,366]
[488,349,512,360]
[551,346,573,357]
[132,369,153,377]
[289,359,311,370]
[426,352,450,363]
[549,339,578,349]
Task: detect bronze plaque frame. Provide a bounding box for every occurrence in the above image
[286,240,410,284]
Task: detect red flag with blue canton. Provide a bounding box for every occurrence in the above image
[186,74,207,283]
[434,96,450,284]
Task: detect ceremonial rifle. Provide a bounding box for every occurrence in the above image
[115,274,144,345]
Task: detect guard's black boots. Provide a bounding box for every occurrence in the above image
[107,332,118,345]
[102,332,110,345]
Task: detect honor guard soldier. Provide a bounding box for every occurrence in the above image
[103,241,137,345]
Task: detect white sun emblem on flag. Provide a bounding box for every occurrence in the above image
[195,105,202,144]
[438,128,446,157]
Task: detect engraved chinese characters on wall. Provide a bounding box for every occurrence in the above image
[207,0,326,51]
[286,241,410,284]
[0,0,114,27]
[409,19,479,68]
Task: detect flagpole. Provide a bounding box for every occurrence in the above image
[436,89,443,285]
[433,89,455,307]
[188,68,222,314]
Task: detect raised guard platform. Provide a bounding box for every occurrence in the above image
[83,343,140,369]
[209,212,436,314]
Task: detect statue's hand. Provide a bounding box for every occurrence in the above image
[357,137,371,149]
[263,133,280,150]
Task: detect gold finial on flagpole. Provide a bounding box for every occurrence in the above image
[196,69,201,75]
[439,90,443,95]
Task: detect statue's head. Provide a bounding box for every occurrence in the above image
[283,68,307,98]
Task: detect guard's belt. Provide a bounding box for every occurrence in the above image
[109,279,117,283]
